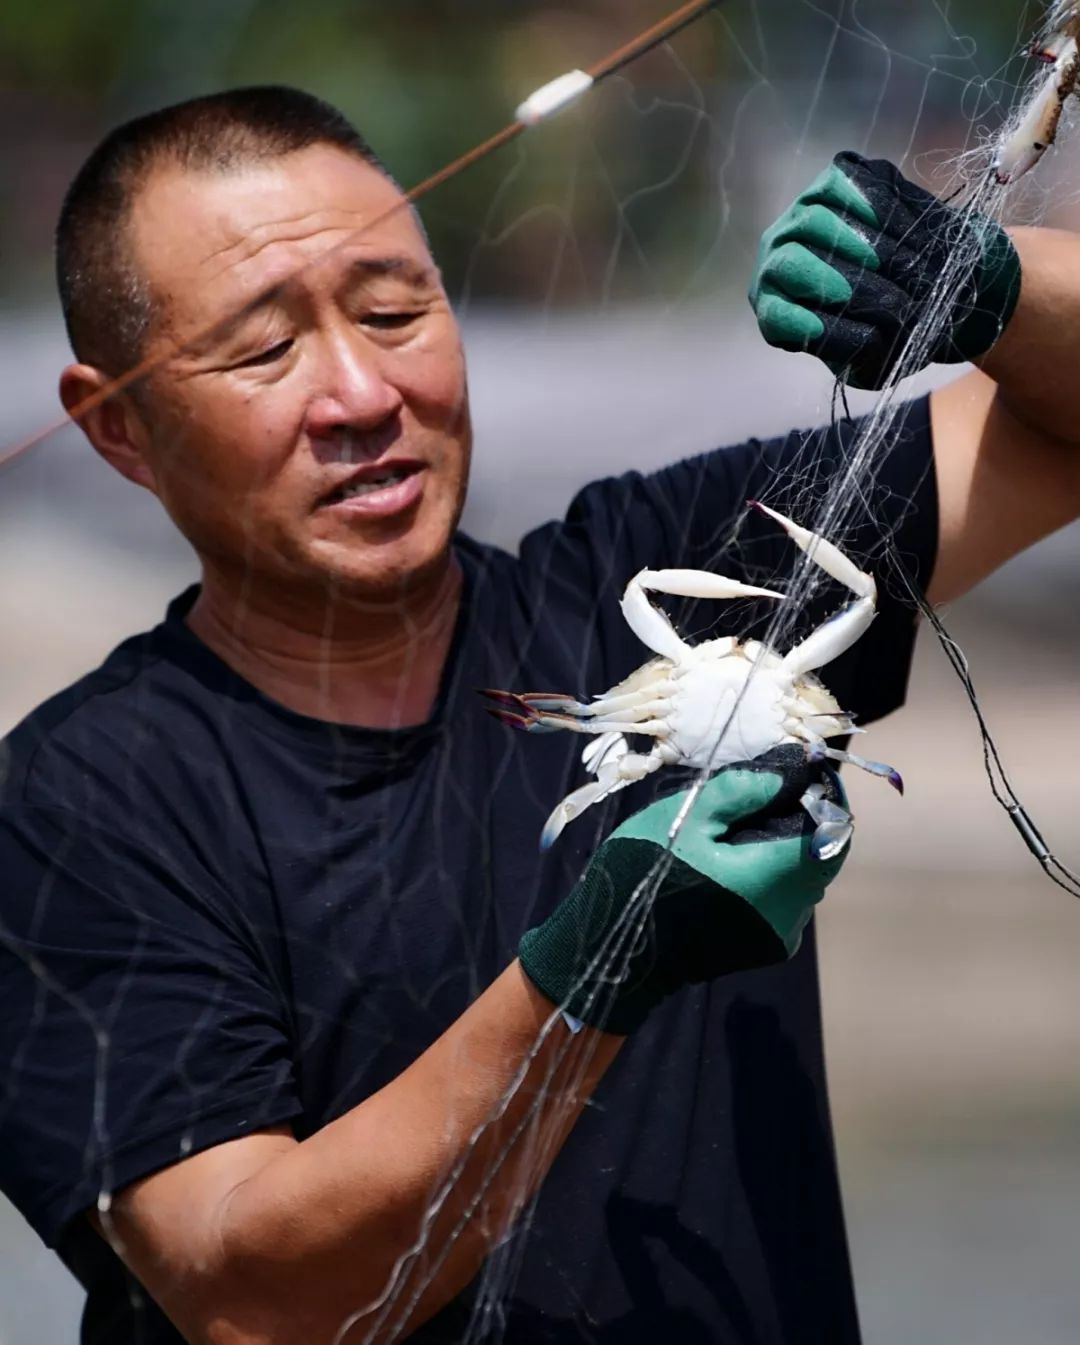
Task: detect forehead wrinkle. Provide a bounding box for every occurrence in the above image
[198,209,375,284]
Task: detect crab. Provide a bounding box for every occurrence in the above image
[481,501,902,857]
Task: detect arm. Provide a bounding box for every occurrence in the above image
[93,754,844,1345]
[977,225,1080,446]
[0,806,616,1345]
[105,962,620,1345]
[930,225,1080,604]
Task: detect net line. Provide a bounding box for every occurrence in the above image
[0,0,726,475]
[669,0,1080,905]
[4,4,1079,1341]
[341,9,1080,1334]
[24,5,736,1334]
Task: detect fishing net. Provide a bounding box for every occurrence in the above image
[2,3,1080,1342]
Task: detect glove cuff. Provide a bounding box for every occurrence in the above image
[518,835,790,1036]
[941,221,1022,365]
[518,838,668,1036]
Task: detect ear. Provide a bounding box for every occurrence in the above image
[59,363,159,494]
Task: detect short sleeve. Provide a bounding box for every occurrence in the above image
[0,805,302,1247]
[518,397,937,727]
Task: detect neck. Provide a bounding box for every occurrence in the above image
[186,558,464,729]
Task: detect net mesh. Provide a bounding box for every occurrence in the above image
[2,3,1080,1342]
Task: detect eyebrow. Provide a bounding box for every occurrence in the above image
[342,255,435,287]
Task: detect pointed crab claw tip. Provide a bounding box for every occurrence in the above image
[484,706,532,731]
[539,818,566,850]
[478,688,523,708]
[748,498,790,530]
[889,770,905,796]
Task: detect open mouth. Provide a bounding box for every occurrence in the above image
[322,462,422,505]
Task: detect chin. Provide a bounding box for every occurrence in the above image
[301,519,458,601]
[271,466,468,602]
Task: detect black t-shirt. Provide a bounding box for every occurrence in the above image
[0,400,936,1345]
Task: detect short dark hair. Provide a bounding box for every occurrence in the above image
[56,86,392,377]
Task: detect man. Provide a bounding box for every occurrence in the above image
[1,86,1078,1345]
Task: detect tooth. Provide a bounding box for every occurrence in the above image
[334,467,411,501]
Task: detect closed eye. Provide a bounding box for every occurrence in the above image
[364,312,421,330]
[235,339,293,368]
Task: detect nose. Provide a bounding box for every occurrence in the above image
[303,328,404,445]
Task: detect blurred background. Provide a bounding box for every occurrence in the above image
[3,1,1080,1340]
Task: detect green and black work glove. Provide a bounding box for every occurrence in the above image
[749,150,1022,390]
[518,746,849,1036]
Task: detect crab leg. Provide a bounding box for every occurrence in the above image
[582,731,630,771]
[750,501,875,598]
[480,681,674,732]
[801,783,855,863]
[481,693,668,739]
[749,501,878,679]
[481,689,675,719]
[481,691,585,713]
[783,700,861,738]
[537,681,677,722]
[587,684,676,718]
[541,746,664,850]
[781,598,876,679]
[808,741,904,794]
[638,569,788,602]
[1027,32,1071,64]
[622,568,784,661]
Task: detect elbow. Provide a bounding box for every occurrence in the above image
[183,1185,443,1345]
[175,1249,374,1345]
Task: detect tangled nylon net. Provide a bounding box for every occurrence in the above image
[334,6,1080,1338]
[5,3,1080,1341]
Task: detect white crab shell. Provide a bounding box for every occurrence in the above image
[625,639,847,770]
[482,502,901,850]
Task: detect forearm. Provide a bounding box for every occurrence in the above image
[194,963,618,1344]
[978,225,1080,446]
[104,757,841,1343]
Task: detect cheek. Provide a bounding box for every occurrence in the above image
[394,327,469,429]
[151,389,299,536]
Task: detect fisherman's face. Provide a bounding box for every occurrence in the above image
[127,143,471,601]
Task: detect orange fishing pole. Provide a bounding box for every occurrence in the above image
[0,0,723,472]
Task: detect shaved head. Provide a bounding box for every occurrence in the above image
[56,86,394,378]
